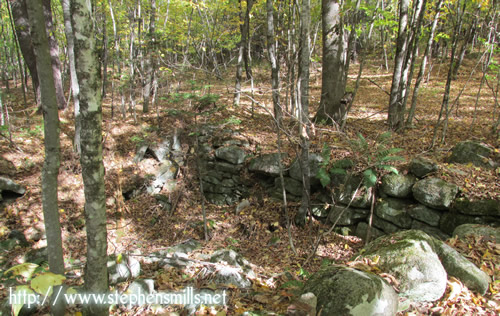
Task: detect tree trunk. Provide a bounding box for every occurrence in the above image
[296,0,311,227]
[407,0,443,126]
[25,0,65,314]
[70,1,109,315]
[233,0,253,106]
[60,0,81,154]
[387,0,409,130]
[267,0,281,122]
[10,0,41,105]
[143,0,156,113]
[42,0,66,110]
[314,0,347,125]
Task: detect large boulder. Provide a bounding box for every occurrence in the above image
[412,178,458,210]
[288,153,324,187]
[452,224,500,242]
[375,198,413,229]
[448,141,493,168]
[215,146,246,165]
[380,173,416,198]
[248,153,287,177]
[360,230,447,302]
[303,265,399,316]
[409,157,438,178]
[146,159,179,194]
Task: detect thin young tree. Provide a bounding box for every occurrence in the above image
[296,0,311,227]
[70,0,109,315]
[25,0,65,314]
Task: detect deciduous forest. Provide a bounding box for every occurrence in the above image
[0,0,499,315]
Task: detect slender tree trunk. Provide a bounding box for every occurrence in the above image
[233,0,253,106]
[5,0,28,107]
[296,0,311,227]
[407,0,443,126]
[387,0,409,130]
[143,0,156,113]
[25,0,65,314]
[42,0,66,110]
[432,0,466,146]
[267,0,281,122]
[10,0,41,105]
[70,1,109,315]
[61,0,81,154]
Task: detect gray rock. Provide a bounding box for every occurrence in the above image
[452,198,500,217]
[355,222,385,241]
[204,249,256,288]
[381,173,416,198]
[303,265,399,316]
[332,174,373,209]
[108,254,141,285]
[215,161,243,174]
[133,143,149,163]
[375,198,413,228]
[452,224,500,242]
[0,157,16,176]
[328,205,369,226]
[409,157,438,178]
[361,230,447,302]
[0,176,26,195]
[248,153,287,177]
[147,160,179,194]
[448,141,493,168]
[372,216,400,234]
[407,204,442,227]
[412,178,458,210]
[433,239,491,295]
[411,221,450,240]
[439,212,498,235]
[289,153,324,187]
[274,177,303,197]
[215,146,246,165]
[126,279,156,296]
[151,139,171,162]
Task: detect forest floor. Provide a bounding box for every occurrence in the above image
[1,56,499,315]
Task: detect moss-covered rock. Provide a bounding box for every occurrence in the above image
[303,265,398,316]
[412,178,458,210]
[409,157,438,178]
[381,173,416,198]
[360,230,447,302]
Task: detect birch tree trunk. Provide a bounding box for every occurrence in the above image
[296,0,311,227]
[267,0,281,122]
[70,1,109,315]
[61,0,81,154]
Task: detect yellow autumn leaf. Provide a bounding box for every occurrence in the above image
[30,272,66,296]
[5,263,39,279]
